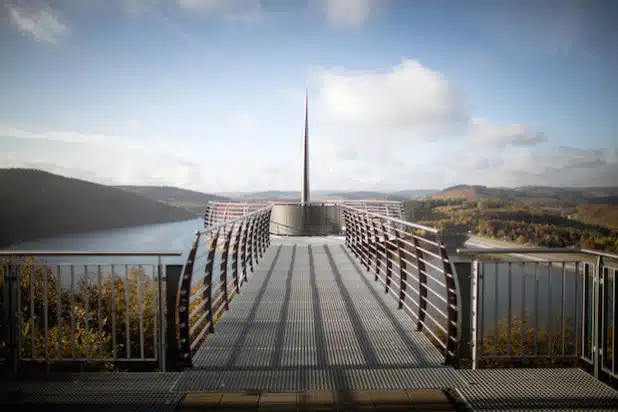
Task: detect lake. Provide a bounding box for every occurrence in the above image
[9,218,203,266]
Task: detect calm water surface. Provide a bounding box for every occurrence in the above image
[11,218,203,266]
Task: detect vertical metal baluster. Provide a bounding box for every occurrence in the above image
[520,262,526,356]
[471,260,480,369]
[533,262,539,356]
[97,265,103,359]
[597,258,605,378]
[561,262,566,356]
[44,266,49,362]
[84,264,89,358]
[125,264,131,359]
[507,262,512,355]
[16,264,22,361]
[152,264,158,362]
[583,263,590,360]
[29,265,35,359]
[111,264,116,359]
[479,262,485,353]
[138,264,144,359]
[574,262,580,356]
[612,268,618,377]
[494,262,499,354]
[56,265,62,360]
[158,257,166,372]
[547,262,553,356]
[71,265,76,358]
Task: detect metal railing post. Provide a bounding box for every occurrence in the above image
[240,218,249,283]
[266,209,272,248]
[165,264,182,371]
[247,217,255,274]
[156,256,166,372]
[232,221,242,294]
[220,224,234,311]
[453,261,472,366]
[372,217,380,281]
[360,214,370,271]
[4,263,20,373]
[593,256,603,379]
[440,242,460,367]
[382,222,392,293]
[204,229,220,333]
[349,212,360,258]
[583,263,591,361]
[395,229,406,309]
[178,231,200,368]
[413,235,427,331]
[471,260,481,369]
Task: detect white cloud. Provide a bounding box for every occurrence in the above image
[6,3,69,43]
[314,59,546,147]
[321,0,375,28]
[315,60,467,136]
[468,117,547,147]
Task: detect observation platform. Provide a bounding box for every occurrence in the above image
[2,206,618,411]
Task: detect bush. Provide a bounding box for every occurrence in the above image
[1,258,160,370]
[0,256,240,371]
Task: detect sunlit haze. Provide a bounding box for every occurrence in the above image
[1,0,617,193]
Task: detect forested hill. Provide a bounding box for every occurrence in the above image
[408,185,618,253]
[0,169,196,248]
[116,185,229,215]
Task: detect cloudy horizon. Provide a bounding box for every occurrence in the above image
[1,0,617,193]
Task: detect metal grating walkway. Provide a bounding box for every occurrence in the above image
[175,239,464,392]
[3,239,618,410]
[456,369,618,411]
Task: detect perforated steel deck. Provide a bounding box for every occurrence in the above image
[456,369,618,411]
[1,372,184,411]
[177,241,463,392]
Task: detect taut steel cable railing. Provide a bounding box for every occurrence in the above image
[457,247,617,380]
[341,205,461,366]
[178,204,273,367]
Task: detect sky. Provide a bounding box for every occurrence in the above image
[0,0,617,193]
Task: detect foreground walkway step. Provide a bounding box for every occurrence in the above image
[177,388,465,411]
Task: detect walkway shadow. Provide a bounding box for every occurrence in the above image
[270,245,296,368]
[338,244,438,366]
[220,245,283,368]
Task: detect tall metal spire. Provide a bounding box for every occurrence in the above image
[301,88,310,204]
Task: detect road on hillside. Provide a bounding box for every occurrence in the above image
[462,235,592,264]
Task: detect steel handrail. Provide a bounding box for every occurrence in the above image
[341,206,461,366]
[340,204,439,234]
[457,247,618,259]
[202,204,273,234]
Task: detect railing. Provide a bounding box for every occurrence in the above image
[457,247,617,381]
[0,251,181,372]
[204,201,270,227]
[205,200,405,230]
[342,200,406,220]
[177,204,273,367]
[341,205,461,366]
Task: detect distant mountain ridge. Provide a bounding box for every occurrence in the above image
[431,184,618,206]
[116,185,229,215]
[218,189,437,201]
[0,169,196,248]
